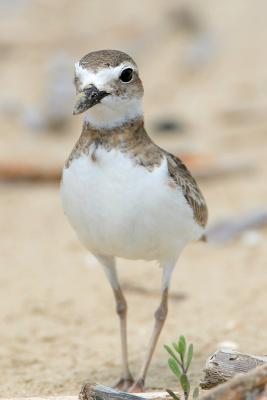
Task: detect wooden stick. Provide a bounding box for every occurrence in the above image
[79,383,144,400]
[206,209,267,244]
[0,155,252,183]
[192,162,254,181]
[0,397,77,400]
[200,350,267,389]
[200,363,267,400]
[0,162,61,182]
[0,392,172,400]
[0,394,171,400]
[79,384,171,400]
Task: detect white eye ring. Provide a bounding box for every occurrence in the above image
[119,68,133,83]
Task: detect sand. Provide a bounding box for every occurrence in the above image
[0,0,267,397]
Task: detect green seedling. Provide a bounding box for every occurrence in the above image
[164,335,199,400]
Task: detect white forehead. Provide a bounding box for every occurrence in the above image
[75,62,136,89]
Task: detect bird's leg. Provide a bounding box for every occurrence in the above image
[97,255,134,391]
[129,289,168,392]
[112,286,134,390]
[130,263,175,393]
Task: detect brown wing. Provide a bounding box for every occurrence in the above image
[166,152,208,228]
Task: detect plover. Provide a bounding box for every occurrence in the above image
[61,50,208,392]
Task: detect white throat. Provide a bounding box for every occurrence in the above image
[84,97,143,129]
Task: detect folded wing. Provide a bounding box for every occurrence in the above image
[166,153,208,228]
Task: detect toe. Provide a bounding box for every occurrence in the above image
[129,378,145,393]
[113,377,135,392]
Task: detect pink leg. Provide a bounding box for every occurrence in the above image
[113,286,134,390]
[130,289,168,392]
[130,262,175,392]
[97,255,133,391]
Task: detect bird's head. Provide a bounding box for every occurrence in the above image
[73,50,144,129]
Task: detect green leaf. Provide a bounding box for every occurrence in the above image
[193,387,199,400]
[168,357,182,378]
[172,341,179,353]
[166,389,180,400]
[164,344,180,363]
[180,374,190,396]
[186,343,194,371]
[178,336,186,359]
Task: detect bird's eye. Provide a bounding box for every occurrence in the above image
[119,68,133,83]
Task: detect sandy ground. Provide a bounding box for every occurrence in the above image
[0,0,267,397]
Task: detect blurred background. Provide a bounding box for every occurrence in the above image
[0,0,267,397]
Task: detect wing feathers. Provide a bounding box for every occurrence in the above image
[166,153,208,228]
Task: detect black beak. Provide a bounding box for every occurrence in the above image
[73,84,110,115]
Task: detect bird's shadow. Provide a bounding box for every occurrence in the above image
[122,282,187,302]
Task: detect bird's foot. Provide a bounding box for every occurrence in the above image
[129,378,145,393]
[113,376,135,392]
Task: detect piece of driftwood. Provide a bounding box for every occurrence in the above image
[206,209,267,244]
[0,162,61,182]
[0,153,252,183]
[79,384,143,400]
[201,350,267,389]
[0,393,173,400]
[200,363,267,400]
[79,384,172,400]
[1,397,77,400]
[191,162,254,181]
[177,153,254,182]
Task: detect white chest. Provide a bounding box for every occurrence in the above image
[61,147,201,261]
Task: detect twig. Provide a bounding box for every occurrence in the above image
[206,209,267,244]
[79,383,172,400]
[0,162,61,182]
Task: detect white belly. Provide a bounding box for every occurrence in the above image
[61,148,202,261]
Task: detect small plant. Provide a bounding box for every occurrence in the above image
[164,335,199,400]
